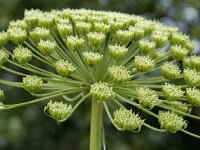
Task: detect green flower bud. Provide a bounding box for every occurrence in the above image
[115,30,133,43]
[136,87,160,109]
[186,87,200,107]
[0,89,4,101]
[55,59,76,77]
[170,45,188,61]
[90,82,115,101]
[161,62,180,79]
[128,26,144,40]
[108,44,128,59]
[133,56,155,72]
[162,83,184,101]
[113,108,144,131]
[8,28,27,44]
[87,32,105,47]
[38,14,55,28]
[24,9,40,27]
[93,22,110,33]
[82,51,103,67]
[139,39,156,55]
[55,18,70,25]
[158,111,187,133]
[57,24,73,37]
[184,40,195,53]
[183,57,191,68]
[45,100,73,123]
[151,31,168,47]
[13,46,32,64]
[87,16,103,23]
[190,55,200,71]
[0,49,9,65]
[108,65,132,83]
[29,27,50,43]
[169,101,192,113]
[75,22,92,34]
[23,75,43,94]
[0,31,9,47]
[108,20,125,31]
[9,20,27,31]
[71,15,86,23]
[134,20,154,34]
[171,32,189,45]
[38,40,56,56]
[66,35,85,51]
[183,68,200,86]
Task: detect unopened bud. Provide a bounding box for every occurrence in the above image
[113,108,144,131]
[45,100,73,123]
[90,82,115,101]
[158,111,187,133]
[23,75,43,94]
[13,46,32,64]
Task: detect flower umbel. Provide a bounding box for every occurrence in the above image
[0,8,200,150]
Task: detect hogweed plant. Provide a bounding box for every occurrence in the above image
[0,8,200,149]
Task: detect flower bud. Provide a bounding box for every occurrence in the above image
[87,32,105,47]
[90,82,115,101]
[115,30,133,43]
[184,40,195,53]
[108,44,128,59]
[162,83,184,101]
[24,9,40,27]
[13,46,32,64]
[183,57,191,69]
[9,20,27,31]
[55,18,70,25]
[29,27,50,43]
[139,39,156,55]
[66,36,85,51]
[0,89,4,101]
[161,62,180,79]
[158,111,187,133]
[0,31,9,47]
[45,100,73,123]
[8,28,27,44]
[71,15,86,23]
[57,24,73,37]
[82,51,103,67]
[134,20,154,34]
[171,32,189,46]
[38,14,55,28]
[190,55,200,71]
[38,39,56,56]
[151,31,168,47]
[87,16,103,23]
[93,22,110,33]
[170,45,188,61]
[136,87,160,109]
[183,68,200,86]
[186,87,200,107]
[23,75,43,94]
[75,22,92,34]
[128,26,144,40]
[108,65,132,83]
[0,49,9,65]
[133,56,155,72]
[55,59,76,77]
[108,20,125,31]
[113,108,144,131]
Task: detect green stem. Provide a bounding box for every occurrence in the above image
[90,100,103,150]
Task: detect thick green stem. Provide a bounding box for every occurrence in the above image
[90,99,103,150]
